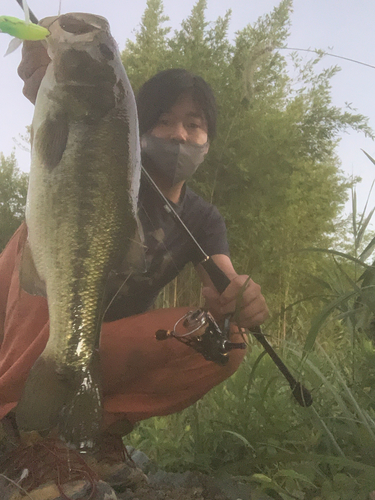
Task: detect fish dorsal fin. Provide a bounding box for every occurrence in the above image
[19,239,46,296]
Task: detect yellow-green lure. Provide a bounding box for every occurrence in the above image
[0,15,49,41]
[1,0,50,56]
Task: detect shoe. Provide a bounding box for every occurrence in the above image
[87,432,148,489]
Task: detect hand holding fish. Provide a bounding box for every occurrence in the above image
[18,39,50,103]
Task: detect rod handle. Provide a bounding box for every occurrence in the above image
[201,257,231,294]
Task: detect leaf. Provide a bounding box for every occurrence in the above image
[332,256,360,291]
[356,206,375,250]
[352,185,357,239]
[300,248,373,269]
[303,290,358,353]
[275,469,316,487]
[251,473,273,484]
[222,430,255,450]
[359,235,375,263]
[362,149,375,166]
[356,177,375,238]
[303,273,335,291]
[318,344,375,442]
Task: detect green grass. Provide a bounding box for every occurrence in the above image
[125,154,375,499]
[125,337,375,499]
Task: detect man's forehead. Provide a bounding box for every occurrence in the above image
[163,94,206,119]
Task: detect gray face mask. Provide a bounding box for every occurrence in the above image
[141,133,209,188]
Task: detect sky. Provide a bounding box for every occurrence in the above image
[1,0,374,217]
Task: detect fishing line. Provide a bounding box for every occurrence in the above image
[102,272,133,319]
[280,46,375,70]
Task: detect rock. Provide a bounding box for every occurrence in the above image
[126,447,150,472]
[147,469,273,500]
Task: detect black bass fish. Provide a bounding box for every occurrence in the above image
[16,13,144,444]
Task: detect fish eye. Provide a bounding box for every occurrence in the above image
[59,15,96,35]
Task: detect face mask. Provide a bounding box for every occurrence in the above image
[141,133,209,188]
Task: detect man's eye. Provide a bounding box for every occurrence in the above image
[187,122,200,129]
[158,119,170,126]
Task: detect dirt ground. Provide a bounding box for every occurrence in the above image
[0,429,269,500]
[114,467,270,500]
[0,465,269,500]
[110,454,270,500]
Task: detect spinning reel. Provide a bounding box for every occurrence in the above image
[155,308,246,366]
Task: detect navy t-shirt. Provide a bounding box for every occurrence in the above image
[104,180,230,322]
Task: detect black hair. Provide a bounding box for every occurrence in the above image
[136,68,217,140]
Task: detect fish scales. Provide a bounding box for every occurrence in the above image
[16,13,143,442]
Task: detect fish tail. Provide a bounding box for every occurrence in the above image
[16,352,103,448]
[58,351,103,449]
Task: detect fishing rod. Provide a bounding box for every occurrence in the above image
[17,0,312,408]
[15,0,38,24]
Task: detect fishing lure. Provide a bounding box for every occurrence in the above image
[0,16,49,40]
[0,0,49,55]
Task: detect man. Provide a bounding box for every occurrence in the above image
[0,39,268,493]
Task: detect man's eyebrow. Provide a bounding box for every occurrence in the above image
[160,111,205,119]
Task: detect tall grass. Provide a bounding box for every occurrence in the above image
[126,340,375,499]
[126,153,375,498]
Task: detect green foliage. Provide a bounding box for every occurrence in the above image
[122,2,375,498]
[122,0,171,91]
[300,156,375,357]
[126,341,375,499]
[0,152,27,252]
[129,157,375,499]
[122,0,372,341]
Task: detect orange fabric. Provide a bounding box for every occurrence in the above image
[0,225,246,427]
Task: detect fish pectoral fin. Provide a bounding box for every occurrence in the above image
[19,239,46,296]
[35,113,69,170]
